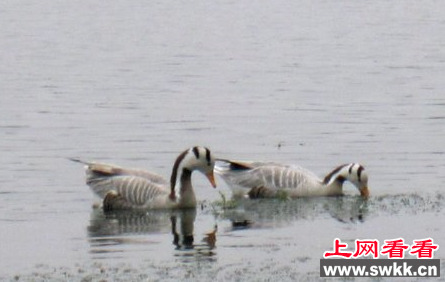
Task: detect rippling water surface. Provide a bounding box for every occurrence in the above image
[1,0,445,280]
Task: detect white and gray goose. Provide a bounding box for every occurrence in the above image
[72,146,217,211]
[215,160,369,199]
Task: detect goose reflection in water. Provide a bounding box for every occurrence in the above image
[221,196,369,230]
[170,211,217,258]
[88,208,217,259]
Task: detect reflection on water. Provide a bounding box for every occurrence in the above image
[86,192,445,262]
[219,196,369,230]
[171,210,217,259]
[220,191,445,229]
[325,197,368,223]
[88,208,217,260]
[88,208,173,236]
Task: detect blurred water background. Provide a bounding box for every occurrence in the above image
[1,0,444,280]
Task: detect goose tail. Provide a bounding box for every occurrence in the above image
[70,158,118,197]
[214,159,252,174]
[68,157,90,165]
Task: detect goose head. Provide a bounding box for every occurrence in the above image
[324,163,369,198]
[169,146,217,200]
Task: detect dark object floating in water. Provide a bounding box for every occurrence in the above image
[232,220,252,228]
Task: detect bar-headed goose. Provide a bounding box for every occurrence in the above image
[73,146,217,211]
[215,160,369,199]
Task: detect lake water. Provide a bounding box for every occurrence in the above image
[1,0,444,281]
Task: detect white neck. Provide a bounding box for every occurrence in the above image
[324,180,344,196]
[177,168,197,208]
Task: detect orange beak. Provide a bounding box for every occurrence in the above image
[360,186,370,198]
[206,172,217,188]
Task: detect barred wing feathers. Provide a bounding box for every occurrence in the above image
[215,160,323,197]
[88,175,169,206]
[81,161,170,207]
[221,164,320,190]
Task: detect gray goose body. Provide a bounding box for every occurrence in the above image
[74,147,216,210]
[215,160,369,199]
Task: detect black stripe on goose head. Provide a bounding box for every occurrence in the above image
[192,146,200,159]
[348,164,353,174]
[205,147,211,165]
[169,149,189,200]
[357,165,364,182]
